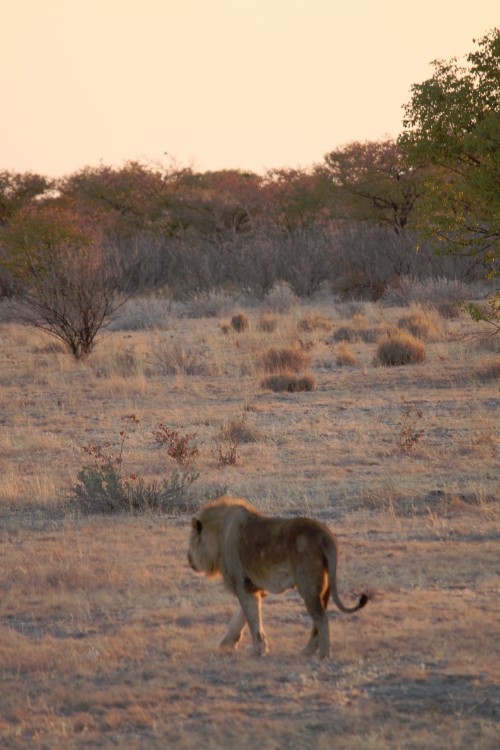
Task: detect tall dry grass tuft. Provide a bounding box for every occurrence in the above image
[397,304,443,341]
[231,313,250,332]
[297,313,333,333]
[260,372,316,392]
[257,314,279,333]
[374,330,426,366]
[336,341,357,367]
[261,346,311,373]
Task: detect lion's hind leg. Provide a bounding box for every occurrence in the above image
[219,606,247,650]
[298,575,331,659]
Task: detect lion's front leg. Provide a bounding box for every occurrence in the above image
[236,590,268,656]
[220,606,247,650]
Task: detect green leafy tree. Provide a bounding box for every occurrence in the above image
[0,170,52,227]
[320,139,428,235]
[399,28,500,277]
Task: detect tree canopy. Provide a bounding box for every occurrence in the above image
[399,27,500,275]
[320,139,428,235]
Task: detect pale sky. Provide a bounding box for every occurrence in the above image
[1,0,498,177]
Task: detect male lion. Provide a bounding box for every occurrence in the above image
[187,497,367,659]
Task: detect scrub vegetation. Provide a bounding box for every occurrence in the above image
[0,292,498,749]
[0,27,498,750]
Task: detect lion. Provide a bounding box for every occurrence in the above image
[187,496,367,659]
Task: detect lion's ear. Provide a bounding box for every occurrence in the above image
[191,517,203,534]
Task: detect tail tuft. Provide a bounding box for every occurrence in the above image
[358,593,368,609]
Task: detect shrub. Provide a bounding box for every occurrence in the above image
[175,290,235,318]
[73,465,199,514]
[231,313,250,332]
[261,372,316,392]
[383,276,470,306]
[110,296,171,331]
[262,283,299,313]
[152,424,199,468]
[71,416,199,514]
[261,346,310,373]
[397,305,442,341]
[149,337,214,376]
[373,330,426,366]
[397,403,425,454]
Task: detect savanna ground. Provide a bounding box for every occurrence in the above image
[0,291,499,749]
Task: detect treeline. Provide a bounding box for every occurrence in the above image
[0,28,497,355]
[0,141,487,303]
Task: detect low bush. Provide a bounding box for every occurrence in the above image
[231,313,250,332]
[175,290,235,318]
[261,283,299,313]
[261,346,311,373]
[149,337,215,376]
[110,296,171,331]
[71,416,199,514]
[73,464,198,514]
[373,330,426,366]
[383,276,470,306]
[261,372,316,392]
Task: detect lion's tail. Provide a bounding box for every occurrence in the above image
[325,540,368,614]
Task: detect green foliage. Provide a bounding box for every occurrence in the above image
[321,139,428,234]
[73,463,199,514]
[0,170,52,227]
[464,294,500,334]
[400,28,500,273]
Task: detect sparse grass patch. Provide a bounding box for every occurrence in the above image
[476,357,500,381]
[374,330,426,366]
[221,413,263,443]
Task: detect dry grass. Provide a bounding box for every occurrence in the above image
[261,346,311,373]
[260,372,317,392]
[336,341,357,367]
[0,298,499,749]
[397,304,444,341]
[374,329,427,366]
